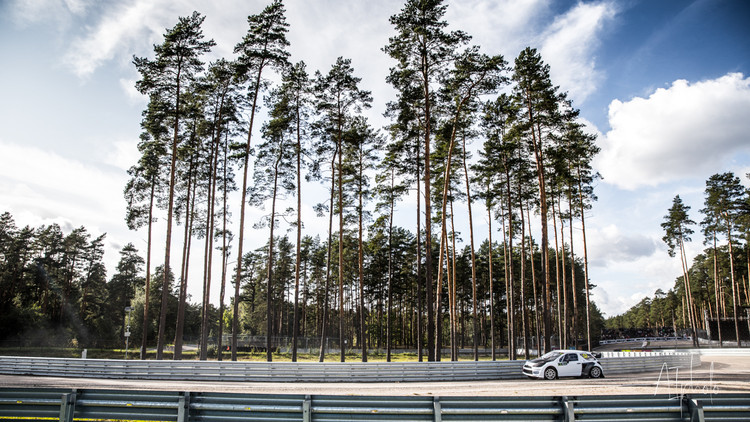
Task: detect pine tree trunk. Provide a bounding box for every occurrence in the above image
[578,173,592,351]
[679,238,699,347]
[292,106,302,362]
[712,237,722,346]
[568,190,578,348]
[217,136,230,361]
[461,135,479,361]
[157,71,182,360]
[174,156,194,360]
[416,141,423,362]
[726,222,740,347]
[140,180,155,360]
[557,200,569,349]
[527,206,541,356]
[487,198,495,360]
[318,147,337,362]
[232,63,265,361]
[503,167,515,360]
[552,199,562,348]
[421,47,436,362]
[200,116,222,361]
[524,87,551,353]
[435,228,447,362]
[450,197,458,361]
[337,117,345,363]
[265,139,286,362]
[357,149,369,362]
[386,168,395,362]
[519,198,529,360]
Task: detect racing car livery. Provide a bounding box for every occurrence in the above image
[522,350,604,380]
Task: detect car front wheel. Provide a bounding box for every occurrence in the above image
[543,367,557,380]
[589,366,602,378]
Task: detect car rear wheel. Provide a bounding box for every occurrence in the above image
[589,366,602,378]
[543,367,557,380]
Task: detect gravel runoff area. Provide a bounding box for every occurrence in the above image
[0,355,749,396]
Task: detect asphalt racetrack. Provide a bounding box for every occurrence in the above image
[0,354,748,396]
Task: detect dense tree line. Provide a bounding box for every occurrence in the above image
[1,0,607,360]
[0,212,155,347]
[607,172,750,346]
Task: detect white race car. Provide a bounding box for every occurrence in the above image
[522,350,604,380]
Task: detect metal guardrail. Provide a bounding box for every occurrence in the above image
[0,357,520,382]
[599,336,690,345]
[687,348,750,357]
[600,353,698,377]
[1,388,748,421]
[0,353,697,382]
[603,347,750,358]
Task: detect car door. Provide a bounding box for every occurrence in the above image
[557,353,583,377]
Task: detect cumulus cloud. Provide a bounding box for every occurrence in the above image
[119,78,145,104]
[54,0,617,117]
[104,139,141,172]
[63,0,169,77]
[8,0,89,25]
[0,141,127,223]
[448,0,548,54]
[60,0,245,77]
[597,73,750,190]
[447,0,616,106]
[539,1,617,104]
[0,140,136,274]
[60,0,398,99]
[587,224,658,267]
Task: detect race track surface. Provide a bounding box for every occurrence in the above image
[1,355,747,396]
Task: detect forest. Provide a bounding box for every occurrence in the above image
[0,0,608,362]
[606,172,750,346]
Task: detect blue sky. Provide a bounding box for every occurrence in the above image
[1,0,749,317]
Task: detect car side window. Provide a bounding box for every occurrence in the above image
[566,353,578,362]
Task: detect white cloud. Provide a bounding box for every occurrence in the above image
[588,215,709,316]
[0,139,141,276]
[8,0,88,25]
[0,141,127,225]
[587,224,658,267]
[539,1,617,104]
[448,0,548,54]
[104,139,141,172]
[61,0,398,86]
[63,0,163,77]
[119,78,145,104]
[61,0,249,77]
[62,0,88,15]
[597,73,750,190]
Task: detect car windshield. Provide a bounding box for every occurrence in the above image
[538,351,564,362]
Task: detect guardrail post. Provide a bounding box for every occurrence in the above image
[59,391,76,422]
[303,395,311,422]
[685,396,705,422]
[177,391,190,422]
[433,396,442,422]
[561,396,575,422]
